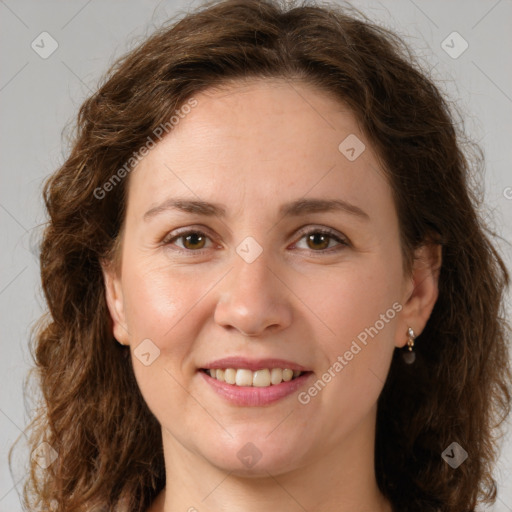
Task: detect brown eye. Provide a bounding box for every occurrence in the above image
[181,232,207,250]
[163,226,348,256]
[164,230,213,253]
[295,228,349,253]
[305,232,331,251]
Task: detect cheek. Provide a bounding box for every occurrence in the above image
[301,259,399,345]
[122,261,205,421]
[302,258,399,406]
[120,257,195,380]
[122,258,187,338]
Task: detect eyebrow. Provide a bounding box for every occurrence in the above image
[143,197,370,222]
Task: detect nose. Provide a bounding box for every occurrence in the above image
[213,249,293,337]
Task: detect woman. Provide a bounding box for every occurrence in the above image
[17,0,511,510]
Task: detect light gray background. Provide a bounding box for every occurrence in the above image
[1,0,511,510]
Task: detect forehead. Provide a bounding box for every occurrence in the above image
[125,78,391,224]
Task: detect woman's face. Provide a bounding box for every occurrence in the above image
[103,78,437,477]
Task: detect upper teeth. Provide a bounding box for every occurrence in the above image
[205,368,302,387]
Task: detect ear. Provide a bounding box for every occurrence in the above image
[395,242,442,347]
[101,259,131,346]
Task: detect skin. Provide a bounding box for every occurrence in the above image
[102,78,441,512]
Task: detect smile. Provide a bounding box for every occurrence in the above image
[198,368,314,407]
[200,367,306,387]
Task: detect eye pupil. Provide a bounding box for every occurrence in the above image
[307,233,330,250]
[184,233,205,250]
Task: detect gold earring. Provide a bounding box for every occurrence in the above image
[402,327,416,364]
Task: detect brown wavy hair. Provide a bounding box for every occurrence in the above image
[11,0,511,511]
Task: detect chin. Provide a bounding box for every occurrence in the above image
[202,439,306,477]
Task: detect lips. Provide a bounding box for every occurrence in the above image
[196,357,314,405]
[198,368,314,406]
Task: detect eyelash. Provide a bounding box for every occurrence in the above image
[161,226,349,256]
